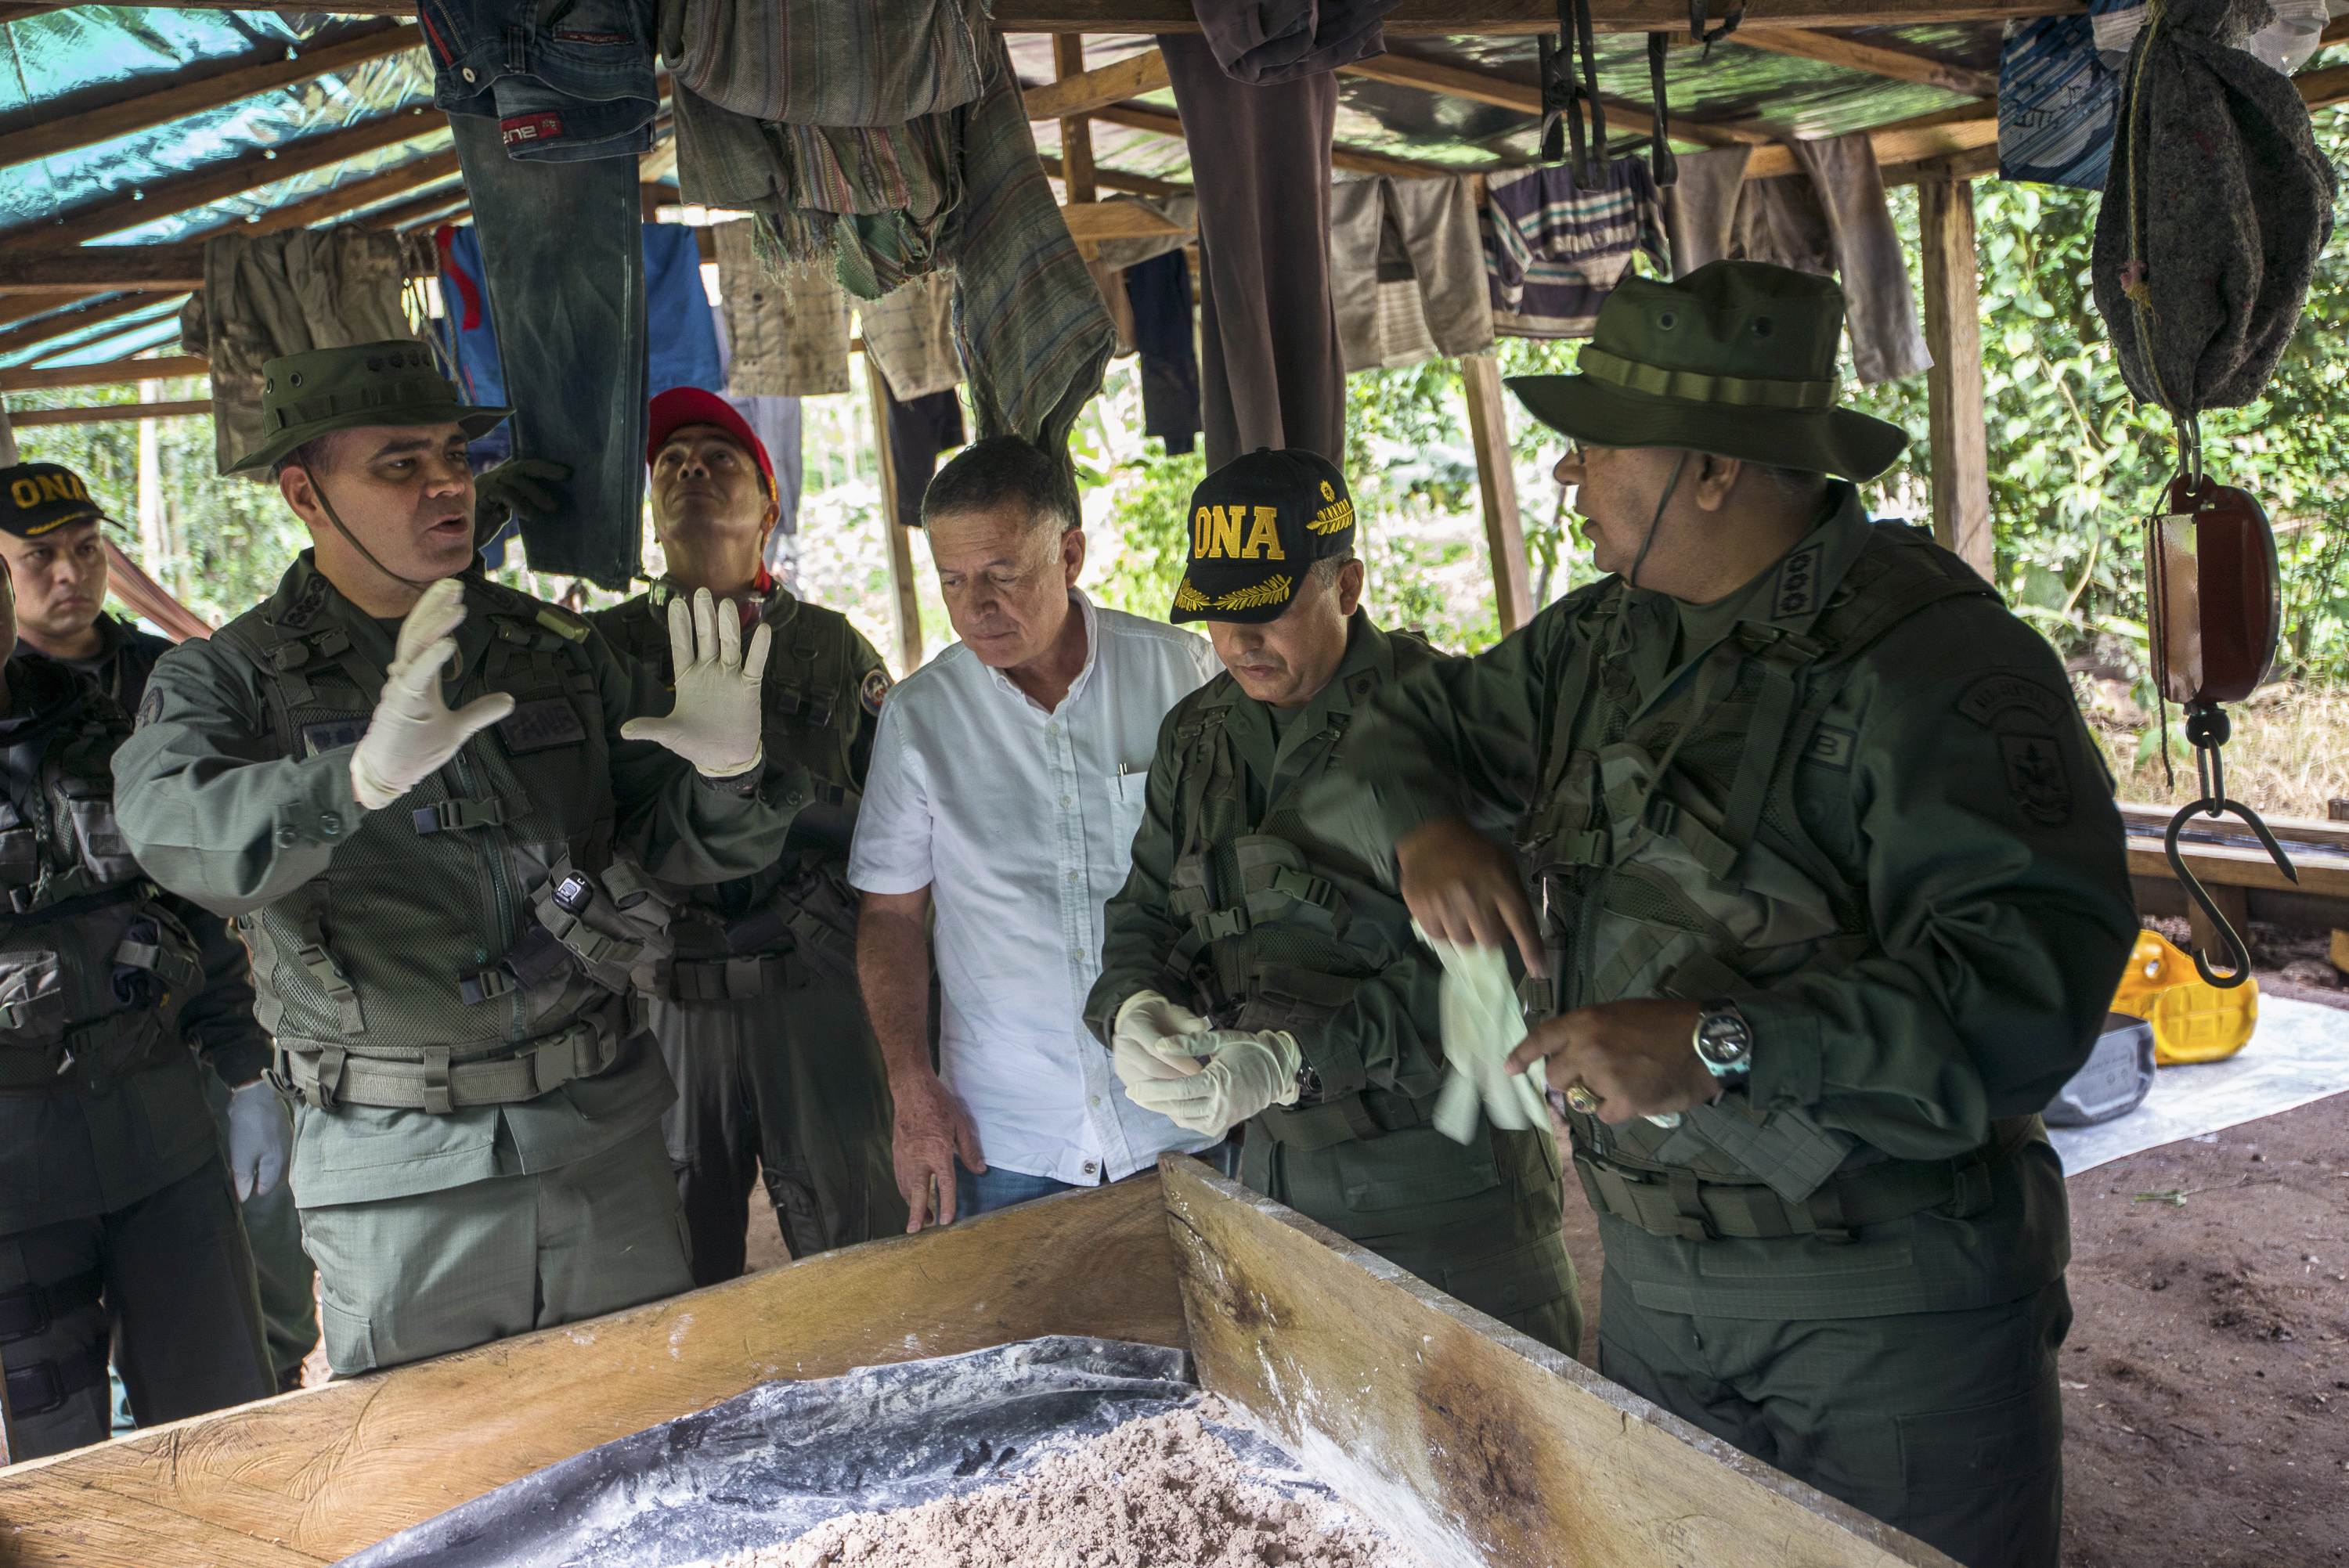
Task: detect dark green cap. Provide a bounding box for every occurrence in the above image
[1171,448,1355,625]
[1506,261,1908,482]
[227,340,511,474]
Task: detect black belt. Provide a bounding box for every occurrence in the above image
[5,1338,108,1417]
[0,1269,103,1343]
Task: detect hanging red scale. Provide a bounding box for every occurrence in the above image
[2146,474,2297,986]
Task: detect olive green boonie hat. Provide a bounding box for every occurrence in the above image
[1506,261,1908,482]
[227,340,511,474]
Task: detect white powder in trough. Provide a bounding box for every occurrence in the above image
[682,1399,1430,1568]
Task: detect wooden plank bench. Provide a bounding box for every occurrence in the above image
[0,1160,1954,1568]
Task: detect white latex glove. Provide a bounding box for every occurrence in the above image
[225,1080,291,1202]
[1418,920,1550,1145]
[1110,989,1212,1090]
[1123,1027,1301,1138]
[350,578,516,811]
[619,588,769,778]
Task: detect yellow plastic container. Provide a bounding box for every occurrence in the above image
[2108,929,2258,1065]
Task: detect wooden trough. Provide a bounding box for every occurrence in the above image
[0,1158,1955,1568]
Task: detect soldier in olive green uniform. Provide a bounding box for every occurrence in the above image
[0,487,278,1458]
[1314,265,2136,1567]
[0,470,320,1390]
[113,345,800,1375]
[590,389,903,1280]
[1088,449,1580,1356]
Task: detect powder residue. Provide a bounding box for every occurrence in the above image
[687,1400,1428,1568]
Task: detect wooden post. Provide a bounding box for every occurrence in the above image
[136,377,168,598]
[1460,352,1532,635]
[863,359,925,673]
[1052,35,1099,206]
[1920,175,1993,579]
[0,398,16,468]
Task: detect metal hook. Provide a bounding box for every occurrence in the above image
[2163,793,2297,989]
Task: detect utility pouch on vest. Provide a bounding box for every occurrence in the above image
[0,900,200,1093]
[1242,965,1433,1152]
[467,856,677,1004]
[1574,1116,2031,1244]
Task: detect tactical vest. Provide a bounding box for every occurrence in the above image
[1162,636,1452,1153]
[213,574,670,1113]
[592,586,866,1001]
[1523,523,2020,1237]
[0,677,203,1094]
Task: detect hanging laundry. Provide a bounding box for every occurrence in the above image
[1091,196,1197,272]
[1158,33,1346,466]
[1780,135,1930,384]
[1123,250,1200,456]
[1327,173,1494,372]
[873,365,965,532]
[1997,0,2145,190]
[708,302,807,587]
[1189,0,1402,82]
[197,223,415,478]
[1481,158,1669,341]
[671,27,1113,466]
[712,218,852,398]
[1660,145,1753,276]
[662,0,987,124]
[427,0,662,160]
[861,271,962,400]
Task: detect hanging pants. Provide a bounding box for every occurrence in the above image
[0,1158,273,1461]
[647,969,904,1285]
[299,1123,692,1376]
[1597,1267,2072,1568]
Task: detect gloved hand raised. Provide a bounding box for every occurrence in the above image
[620,588,768,778]
[473,456,570,543]
[224,1079,290,1201]
[1110,989,1211,1092]
[349,578,515,811]
[1122,1027,1301,1139]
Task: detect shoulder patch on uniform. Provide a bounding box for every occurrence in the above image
[859,666,892,717]
[276,573,330,632]
[535,607,590,643]
[2000,733,2073,826]
[1772,544,1824,619]
[135,687,163,729]
[1957,671,2069,730]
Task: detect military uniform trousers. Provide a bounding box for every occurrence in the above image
[647,971,904,1284]
[202,1068,317,1387]
[0,1157,273,1460]
[1245,1121,1582,1359]
[1597,1260,2070,1568]
[298,1120,693,1376]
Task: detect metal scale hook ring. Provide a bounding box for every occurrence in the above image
[2163,704,2297,989]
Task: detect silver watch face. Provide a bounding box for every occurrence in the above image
[1695,1010,1752,1068]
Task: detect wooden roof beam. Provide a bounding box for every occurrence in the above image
[1090,102,1466,179]
[0,291,181,362]
[0,354,207,392]
[3,399,212,428]
[1337,45,1772,148]
[0,24,423,171]
[1733,27,1997,97]
[1036,154,1189,199]
[1024,47,1170,121]
[1742,99,1993,178]
[998,0,2081,33]
[0,103,440,254]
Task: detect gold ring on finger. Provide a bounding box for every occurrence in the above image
[1564,1083,1600,1116]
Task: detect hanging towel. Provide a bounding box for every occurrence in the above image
[1782,135,1932,384]
[1481,158,1669,340]
[201,224,416,478]
[1662,145,1753,276]
[1159,32,1345,466]
[1124,249,1200,456]
[712,218,853,398]
[861,270,962,400]
[1328,172,1494,371]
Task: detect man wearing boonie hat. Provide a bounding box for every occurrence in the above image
[0,460,323,1390]
[587,388,904,1281]
[1313,263,2134,1566]
[1088,447,1582,1357]
[112,342,805,1375]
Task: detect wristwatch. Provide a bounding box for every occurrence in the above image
[1692,1003,1753,1080]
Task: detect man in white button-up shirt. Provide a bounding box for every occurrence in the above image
[850,438,1221,1230]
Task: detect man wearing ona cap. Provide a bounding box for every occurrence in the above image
[0,490,281,1458]
[0,460,321,1391]
[1087,449,1582,1355]
[586,389,904,1280]
[1314,263,2134,1566]
[113,342,803,1375]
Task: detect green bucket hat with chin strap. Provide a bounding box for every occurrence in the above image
[1505,261,1910,482]
[226,340,511,475]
